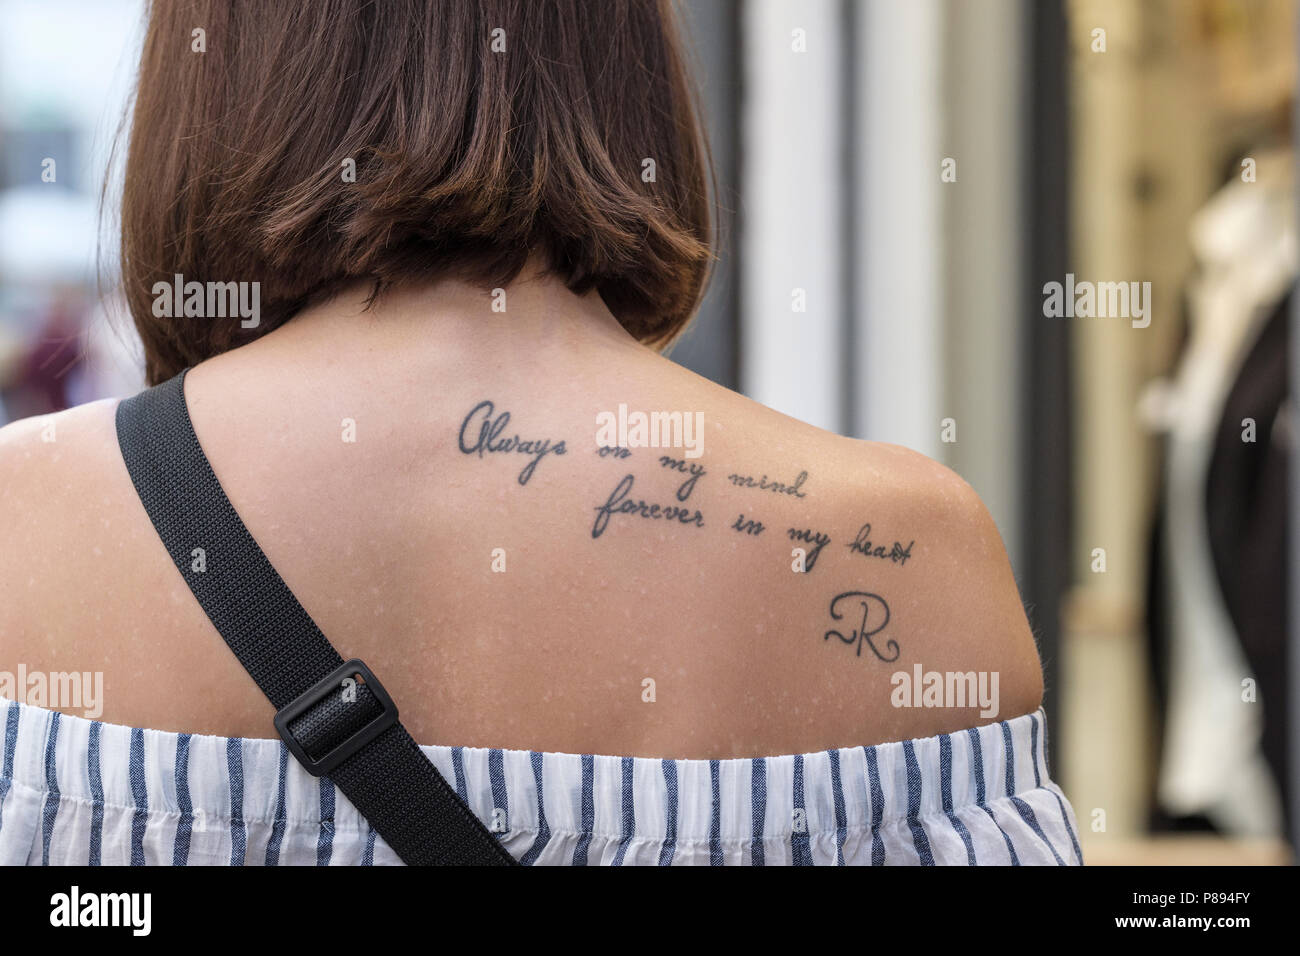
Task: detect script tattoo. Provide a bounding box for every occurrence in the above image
[846,523,915,566]
[658,455,706,501]
[458,400,567,485]
[731,514,765,535]
[787,527,831,571]
[726,469,809,498]
[824,591,898,662]
[597,445,632,459]
[591,474,706,539]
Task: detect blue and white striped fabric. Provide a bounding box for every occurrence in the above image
[0,697,1081,866]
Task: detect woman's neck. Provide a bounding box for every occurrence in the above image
[264,259,639,370]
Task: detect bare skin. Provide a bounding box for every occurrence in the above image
[0,264,1042,758]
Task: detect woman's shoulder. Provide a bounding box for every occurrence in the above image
[635,364,1046,738]
[0,396,181,660]
[0,397,126,538]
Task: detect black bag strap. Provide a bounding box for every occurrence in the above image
[114,370,516,866]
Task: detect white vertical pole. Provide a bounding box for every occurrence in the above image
[852,0,943,458]
[740,0,845,433]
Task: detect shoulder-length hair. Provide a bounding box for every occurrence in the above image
[120,0,715,384]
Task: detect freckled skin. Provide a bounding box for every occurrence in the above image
[0,269,1042,759]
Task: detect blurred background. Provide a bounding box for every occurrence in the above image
[0,0,1295,864]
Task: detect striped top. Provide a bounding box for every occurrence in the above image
[0,697,1081,866]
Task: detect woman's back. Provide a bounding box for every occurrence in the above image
[0,272,1044,759]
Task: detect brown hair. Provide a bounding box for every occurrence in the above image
[120,0,715,384]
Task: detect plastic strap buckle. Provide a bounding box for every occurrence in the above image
[273,659,399,776]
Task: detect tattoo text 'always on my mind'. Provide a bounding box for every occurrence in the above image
[458,400,567,485]
[726,469,809,498]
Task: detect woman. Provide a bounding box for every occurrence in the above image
[0,0,1078,865]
